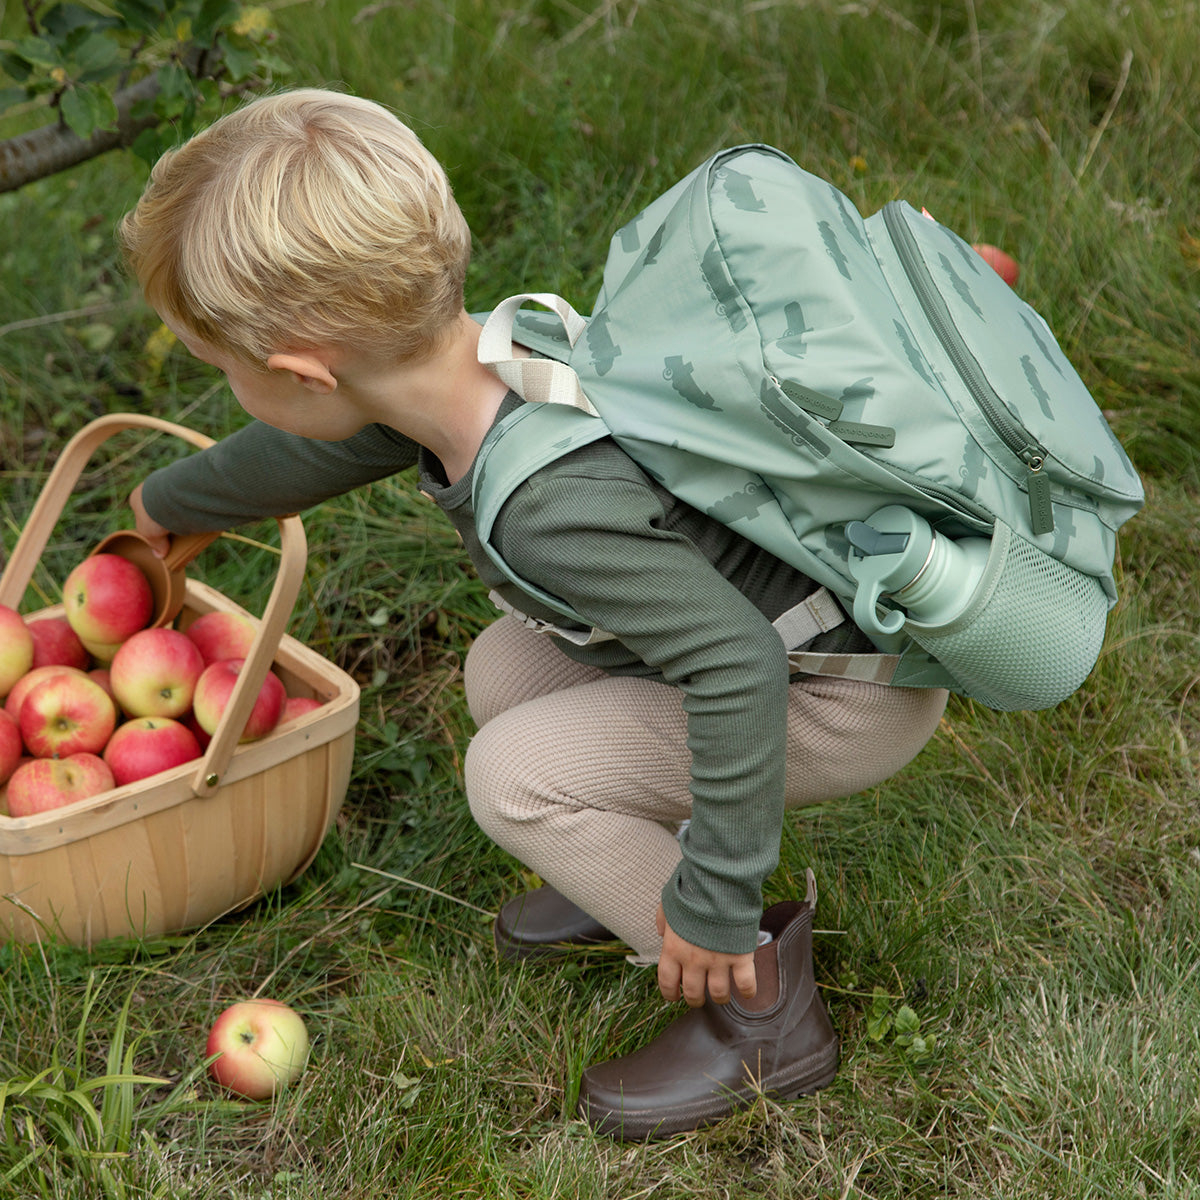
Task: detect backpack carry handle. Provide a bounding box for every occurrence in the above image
[478,292,600,417]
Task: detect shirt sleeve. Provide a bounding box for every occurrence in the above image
[493,466,790,956]
[140,420,421,533]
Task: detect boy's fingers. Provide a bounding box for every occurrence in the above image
[734,958,757,999]
[657,956,681,1004]
[681,965,707,1008]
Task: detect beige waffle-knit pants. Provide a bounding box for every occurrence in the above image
[464,616,947,961]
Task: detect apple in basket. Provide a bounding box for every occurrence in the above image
[61,553,154,661]
[5,665,90,722]
[6,752,115,817]
[110,627,205,719]
[0,710,22,786]
[25,615,90,671]
[19,671,117,759]
[103,716,202,787]
[184,611,257,665]
[280,695,323,724]
[206,999,310,1100]
[192,658,286,742]
[0,603,35,698]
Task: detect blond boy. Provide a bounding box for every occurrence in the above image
[123,88,945,1139]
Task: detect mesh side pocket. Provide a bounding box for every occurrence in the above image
[906,523,1111,711]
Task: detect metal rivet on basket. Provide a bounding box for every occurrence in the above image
[206,773,219,788]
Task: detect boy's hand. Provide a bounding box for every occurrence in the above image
[129,483,173,558]
[656,902,757,1007]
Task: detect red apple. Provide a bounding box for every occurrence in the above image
[280,695,323,724]
[89,668,116,704]
[19,672,117,758]
[192,658,285,743]
[182,711,212,751]
[110,627,205,719]
[0,710,22,785]
[6,752,115,817]
[972,243,1020,287]
[26,615,90,671]
[61,554,154,660]
[206,999,310,1100]
[185,611,257,666]
[0,604,35,698]
[4,665,89,722]
[103,716,202,787]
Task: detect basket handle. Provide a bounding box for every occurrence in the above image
[0,412,309,800]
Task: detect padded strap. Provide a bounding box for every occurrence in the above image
[784,648,901,684]
[478,293,600,417]
[771,587,845,649]
[487,589,618,645]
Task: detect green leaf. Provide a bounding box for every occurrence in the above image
[866,1009,892,1042]
[72,31,122,76]
[60,86,98,139]
[13,36,63,69]
[893,1005,921,1036]
[192,0,239,45]
[220,40,259,82]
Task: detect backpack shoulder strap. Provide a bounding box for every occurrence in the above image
[472,397,612,625]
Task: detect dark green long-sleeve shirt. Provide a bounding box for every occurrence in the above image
[142,394,870,953]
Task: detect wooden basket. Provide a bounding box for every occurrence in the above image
[0,415,360,946]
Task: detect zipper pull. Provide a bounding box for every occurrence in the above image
[1025,451,1054,535]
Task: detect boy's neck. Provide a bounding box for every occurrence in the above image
[349,311,513,484]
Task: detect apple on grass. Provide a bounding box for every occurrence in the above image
[971,243,1020,287]
[0,710,22,786]
[0,603,35,699]
[110,627,205,719]
[192,658,286,742]
[19,672,117,759]
[185,611,257,666]
[6,752,115,817]
[61,553,154,661]
[26,615,90,672]
[206,999,310,1100]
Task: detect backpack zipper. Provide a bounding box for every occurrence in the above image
[881,202,1054,536]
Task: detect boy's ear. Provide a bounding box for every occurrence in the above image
[266,351,338,394]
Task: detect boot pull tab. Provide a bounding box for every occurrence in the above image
[805,868,818,910]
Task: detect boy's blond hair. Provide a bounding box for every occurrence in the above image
[120,88,471,366]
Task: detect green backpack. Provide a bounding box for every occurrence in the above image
[471,145,1144,711]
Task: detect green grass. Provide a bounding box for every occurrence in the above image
[1,0,1199,1195]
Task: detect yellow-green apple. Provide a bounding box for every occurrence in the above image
[26,615,90,671]
[206,999,310,1100]
[280,695,323,724]
[19,672,117,758]
[110,628,205,719]
[102,716,202,786]
[6,752,115,817]
[5,664,90,723]
[61,554,154,661]
[0,709,22,785]
[0,604,35,698]
[185,611,257,665]
[192,658,285,742]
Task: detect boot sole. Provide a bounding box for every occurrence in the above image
[580,1035,840,1141]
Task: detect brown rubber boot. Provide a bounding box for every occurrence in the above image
[577,871,838,1140]
[494,886,616,960]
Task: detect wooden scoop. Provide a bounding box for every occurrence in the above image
[90,529,220,628]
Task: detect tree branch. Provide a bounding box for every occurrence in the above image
[0,73,163,194]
